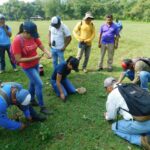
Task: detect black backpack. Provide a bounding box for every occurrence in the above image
[118,83,150,117]
[136,57,150,67]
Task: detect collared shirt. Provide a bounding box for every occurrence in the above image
[73,20,95,46]
[51,62,71,80]
[105,87,133,120]
[0,25,11,46]
[49,23,71,49]
[100,22,119,44]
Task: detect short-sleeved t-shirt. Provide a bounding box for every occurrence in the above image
[51,62,71,80]
[49,23,71,49]
[12,35,42,69]
[100,23,119,44]
[0,25,11,46]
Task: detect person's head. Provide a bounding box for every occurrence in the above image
[121,59,133,71]
[83,12,94,24]
[106,14,113,25]
[17,23,24,35]
[12,88,31,106]
[0,14,5,25]
[66,56,79,71]
[51,16,61,29]
[23,21,39,39]
[104,77,117,93]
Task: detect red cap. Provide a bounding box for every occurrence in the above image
[121,62,128,70]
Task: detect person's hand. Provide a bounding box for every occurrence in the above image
[60,93,65,100]
[61,46,66,51]
[20,123,27,130]
[48,42,51,47]
[114,43,118,49]
[26,117,32,122]
[84,39,90,43]
[98,43,101,48]
[104,112,106,118]
[44,51,52,59]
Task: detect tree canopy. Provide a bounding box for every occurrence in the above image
[0,0,149,21]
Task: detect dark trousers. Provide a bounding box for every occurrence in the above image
[0,45,16,71]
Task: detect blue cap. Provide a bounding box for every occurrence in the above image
[23,21,39,38]
[16,89,31,106]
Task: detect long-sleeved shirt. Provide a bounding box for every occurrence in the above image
[105,86,133,121]
[132,60,150,84]
[73,21,95,46]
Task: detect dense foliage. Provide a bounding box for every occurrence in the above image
[0,0,150,21]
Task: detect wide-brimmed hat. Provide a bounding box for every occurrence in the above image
[83,12,94,20]
[104,77,117,88]
[23,21,39,38]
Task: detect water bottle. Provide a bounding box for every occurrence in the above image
[39,64,44,76]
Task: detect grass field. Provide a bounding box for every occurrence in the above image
[0,20,150,150]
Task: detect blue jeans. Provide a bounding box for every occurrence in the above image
[23,64,44,107]
[140,71,150,90]
[51,78,76,98]
[0,45,16,71]
[112,120,150,146]
[51,48,65,69]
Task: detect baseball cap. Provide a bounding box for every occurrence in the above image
[0,14,5,20]
[23,21,39,38]
[69,57,79,72]
[51,16,61,27]
[16,89,31,106]
[104,77,117,88]
[83,12,94,20]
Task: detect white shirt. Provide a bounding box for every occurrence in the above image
[105,87,133,121]
[49,23,71,49]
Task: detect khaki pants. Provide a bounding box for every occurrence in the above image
[76,43,91,69]
[98,43,115,68]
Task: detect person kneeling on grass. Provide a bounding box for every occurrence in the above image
[0,82,46,130]
[104,77,150,150]
[50,56,86,101]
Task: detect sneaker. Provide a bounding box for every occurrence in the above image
[32,114,46,122]
[83,69,87,73]
[141,135,150,150]
[40,106,53,115]
[107,67,113,72]
[14,68,18,72]
[0,70,4,74]
[97,67,103,71]
[31,99,38,107]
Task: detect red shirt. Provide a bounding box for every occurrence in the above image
[12,35,42,69]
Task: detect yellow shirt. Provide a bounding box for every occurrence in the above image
[73,21,95,46]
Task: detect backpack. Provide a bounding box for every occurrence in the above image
[10,35,24,65]
[137,57,150,67]
[118,83,150,119]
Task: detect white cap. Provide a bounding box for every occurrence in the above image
[0,14,5,20]
[21,94,31,106]
[51,16,61,26]
[83,12,94,20]
[104,77,117,88]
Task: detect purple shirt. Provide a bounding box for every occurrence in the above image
[100,23,119,44]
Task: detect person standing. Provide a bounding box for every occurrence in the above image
[11,21,52,115]
[49,16,71,69]
[73,12,95,73]
[98,14,119,72]
[0,14,17,73]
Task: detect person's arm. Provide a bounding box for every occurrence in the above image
[61,36,71,51]
[56,73,65,100]
[98,33,102,48]
[117,72,126,84]
[73,22,83,42]
[114,26,120,49]
[3,25,12,37]
[105,94,118,120]
[84,24,95,43]
[48,30,51,47]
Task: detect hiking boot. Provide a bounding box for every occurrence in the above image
[141,135,150,150]
[31,99,38,107]
[32,114,47,122]
[97,67,103,71]
[40,106,53,115]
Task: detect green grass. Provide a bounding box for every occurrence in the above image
[0,20,150,150]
